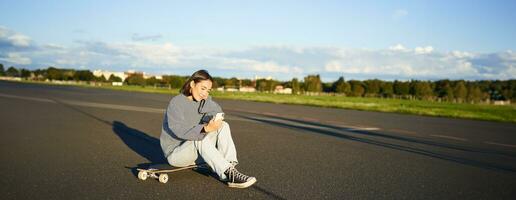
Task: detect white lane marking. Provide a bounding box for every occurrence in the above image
[0,93,56,103]
[60,100,165,114]
[348,127,381,131]
[429,134,468,141]
[0,93,164,114]
[388,129,420,135]
[484,141,516,148]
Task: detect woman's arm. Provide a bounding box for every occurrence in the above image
[165,103,206,141]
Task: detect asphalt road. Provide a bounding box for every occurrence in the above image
[1,80,516,199]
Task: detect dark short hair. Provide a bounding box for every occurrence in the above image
[180,69,213,96]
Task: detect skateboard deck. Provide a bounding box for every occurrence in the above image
[137,163,207,183]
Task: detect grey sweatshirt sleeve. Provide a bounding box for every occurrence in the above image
[165,102,206,141]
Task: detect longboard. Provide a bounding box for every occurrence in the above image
[136,163,208,183]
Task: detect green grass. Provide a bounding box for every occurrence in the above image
[210,91,515,123]
[14,80,516,123]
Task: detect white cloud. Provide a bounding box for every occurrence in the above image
[219,58,303,74]
[111,42,181,66]
[0,52,32,65]
[1,26,514,81]
[0,26,32,48]
[389,44,408,52]
[414,46,434,54]
[450,50,474,59]
[8,34,31,47]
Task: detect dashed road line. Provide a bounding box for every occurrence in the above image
[0,93,56,103]
[0,93,165,114]
[429,134,468,141]
[484,141,516,148]
[59,100,165,114]
[388,129,420,135]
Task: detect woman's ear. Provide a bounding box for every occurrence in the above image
[189,80,195,88]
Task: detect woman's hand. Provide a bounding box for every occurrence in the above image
[203,118,223,133]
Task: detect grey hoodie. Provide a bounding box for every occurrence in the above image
[160,93,223,158]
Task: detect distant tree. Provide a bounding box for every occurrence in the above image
[96,75,107,82]
[212,77,225,88]
[6,66,20,77]
[412,81,433,100]
[108,74,122,82]
[125,74,146,86]
[256,79,268,92]
[224,77,239,89]
[146,76,159,86]
[73,70,95,81]
[46,67,63,80]
[364,79,381,97]
[453,81,467,103]
[484,80,504,101]
[20,68,31,79]
[349,80,365,97]
[435,80,455,101]
[466,83,483,103]
[266,79,279,92]
[380,82,394,98]
[322,82,333,93]
[291,78,301,95]
[63,70,74,80]
[304,74,322,93]
[332,76,351,95]
[241,79,253,87]
[443,86,455,101]
[33,69,46,80]
[393,80,410,98]
[508,80,516,102]
[0,63,5,76]
[162,75,186,88]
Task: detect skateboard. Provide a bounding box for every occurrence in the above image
[137,163,207,184]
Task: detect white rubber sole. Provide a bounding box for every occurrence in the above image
[228,177,257,188]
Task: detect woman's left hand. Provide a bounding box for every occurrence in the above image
[203,118,223,133]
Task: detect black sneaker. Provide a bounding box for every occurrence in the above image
[224,166,257,188]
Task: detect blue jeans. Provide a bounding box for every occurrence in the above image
[167,121,237,180]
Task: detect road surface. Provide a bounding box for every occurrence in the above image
[1,80,515,199]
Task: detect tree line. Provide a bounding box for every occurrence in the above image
[1,64,514,103]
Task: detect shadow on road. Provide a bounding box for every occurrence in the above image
[112,121,167,164]
[53,100,168,175]
[234,113,516,173]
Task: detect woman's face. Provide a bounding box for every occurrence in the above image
[190,80,212,101]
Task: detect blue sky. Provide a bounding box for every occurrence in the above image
[1,0,515,81]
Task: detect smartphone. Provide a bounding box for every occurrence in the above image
[214,113,225,121]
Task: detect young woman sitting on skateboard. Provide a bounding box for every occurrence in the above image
[160,69,257,188]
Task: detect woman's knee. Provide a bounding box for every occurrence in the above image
[168,154,197,167]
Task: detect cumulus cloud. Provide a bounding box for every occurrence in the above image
[414,46,434,55]
[1,26,514,81]
[323,45,516,80]
[389,44,408,52]
[0,52,32,65]
[0,26,33,50]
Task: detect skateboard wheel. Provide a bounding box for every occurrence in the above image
[158,174,169,183]
[138,171,148,181]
